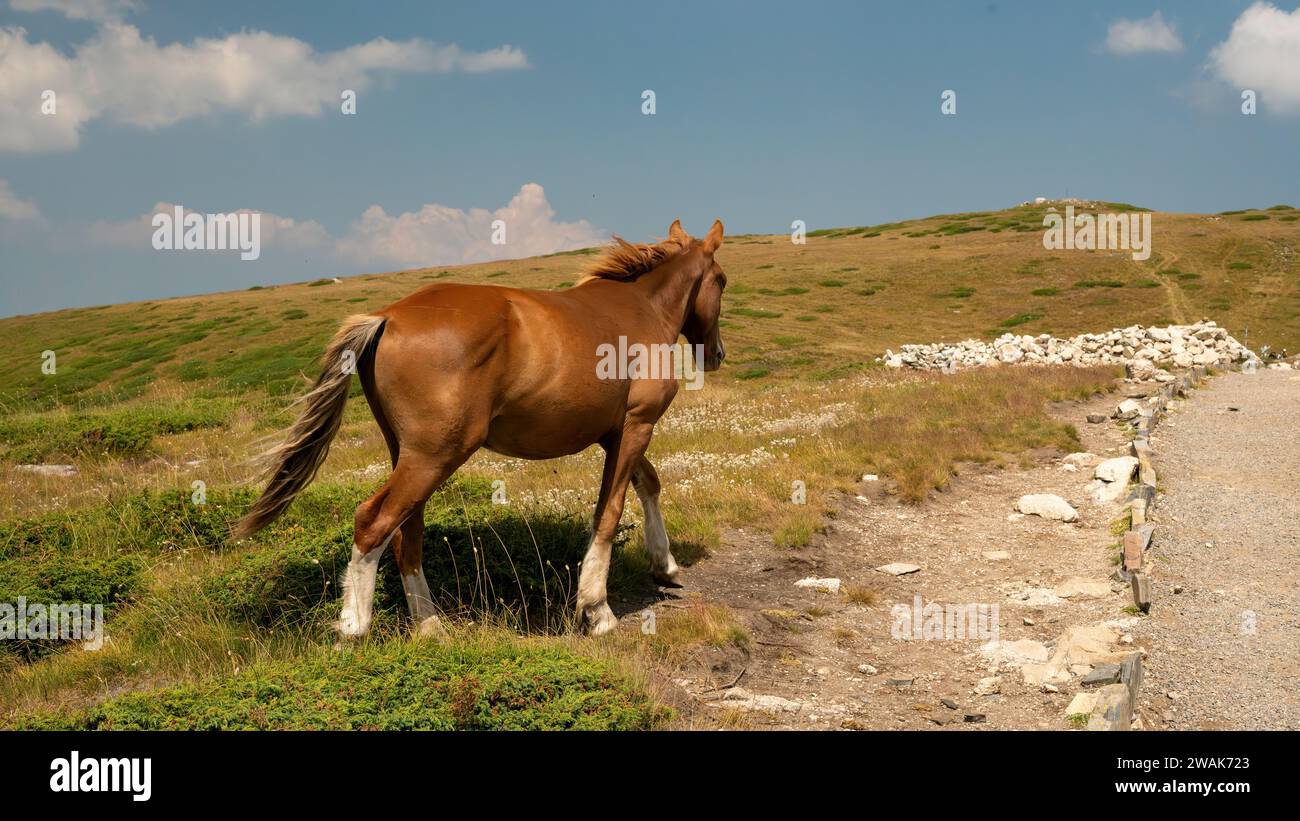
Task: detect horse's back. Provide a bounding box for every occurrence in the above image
[368,282,637,456]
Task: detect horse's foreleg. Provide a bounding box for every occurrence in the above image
[577,425,653,636]
[633,456,681,588]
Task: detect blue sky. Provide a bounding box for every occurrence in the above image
[1,0,1297,316]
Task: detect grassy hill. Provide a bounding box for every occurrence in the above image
[1,201,1295,413]
[1,200,1295,727]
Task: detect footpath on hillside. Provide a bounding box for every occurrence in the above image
[643,381,1144,729]
[1133,369,1300,730]
[638,366,1299,730]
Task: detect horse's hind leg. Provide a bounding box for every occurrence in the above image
[392,502,448,639]
[337,456,455,639]
[632,456,681,588]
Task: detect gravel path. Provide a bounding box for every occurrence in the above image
[1136,369,1300,729]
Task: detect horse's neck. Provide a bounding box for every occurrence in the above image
[633,255,699,338]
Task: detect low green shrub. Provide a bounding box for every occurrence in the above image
[16,638,668,730]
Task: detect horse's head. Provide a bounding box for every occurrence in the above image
[671,218,727,371]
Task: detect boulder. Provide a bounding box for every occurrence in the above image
[1094,456,1138,484]
[1016,494,1079,522]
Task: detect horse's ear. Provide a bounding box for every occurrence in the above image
[668,219,689,244]
[701,219,724,253]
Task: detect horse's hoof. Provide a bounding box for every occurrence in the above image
[334,611,369,640]
[652,571,684,589]
[416,615,449,640]
[579,602,619,637]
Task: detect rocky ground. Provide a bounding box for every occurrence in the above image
[884,320,1254,374]
[1132,369,1300,730]
[620,365,1298,730]
[618,383,1162,729]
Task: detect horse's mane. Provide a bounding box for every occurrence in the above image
[580,236,687,283]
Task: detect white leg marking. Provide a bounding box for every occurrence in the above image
[401,566,448,639]
[401,566,436,620]
[634,485,678,580]
[335,535,392,638]
[577,536,618,636]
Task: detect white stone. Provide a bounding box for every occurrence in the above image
[874,563,921,576]
[1054,577,1112,599]
[1066,692,1099,715]
[716,688,804,712]
[794,576,841,594]
[14,464,77,477]
[1016,494,1079,522]
[1094,456,1138,484]
[1021,623,1122,686]
[980,639,1049,665]
[975,676,1002,695]
[1092,479,1129,504]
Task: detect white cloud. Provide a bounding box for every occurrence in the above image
[1210,2,1300,114]
[0,22,528,152]
[0,179,41,221]
[1105,11,1184,55]
[87,184,605,270]
[336,183,605,269]
[9,0,139,23]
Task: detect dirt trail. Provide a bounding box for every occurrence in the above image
[630,385,1162,730]
[1133,369,1300,729]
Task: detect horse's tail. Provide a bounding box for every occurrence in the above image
[232,314,387,540]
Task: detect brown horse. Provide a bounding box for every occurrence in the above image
[233,218,727,638]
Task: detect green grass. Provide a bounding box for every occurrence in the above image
[936,286,976,299]
[999,313,1042,328]
[210,482,611,632]
[14,637,667,730]
[0,401,229,463]
[728,307,783,319]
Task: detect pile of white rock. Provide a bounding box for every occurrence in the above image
[882,320,1256,378]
